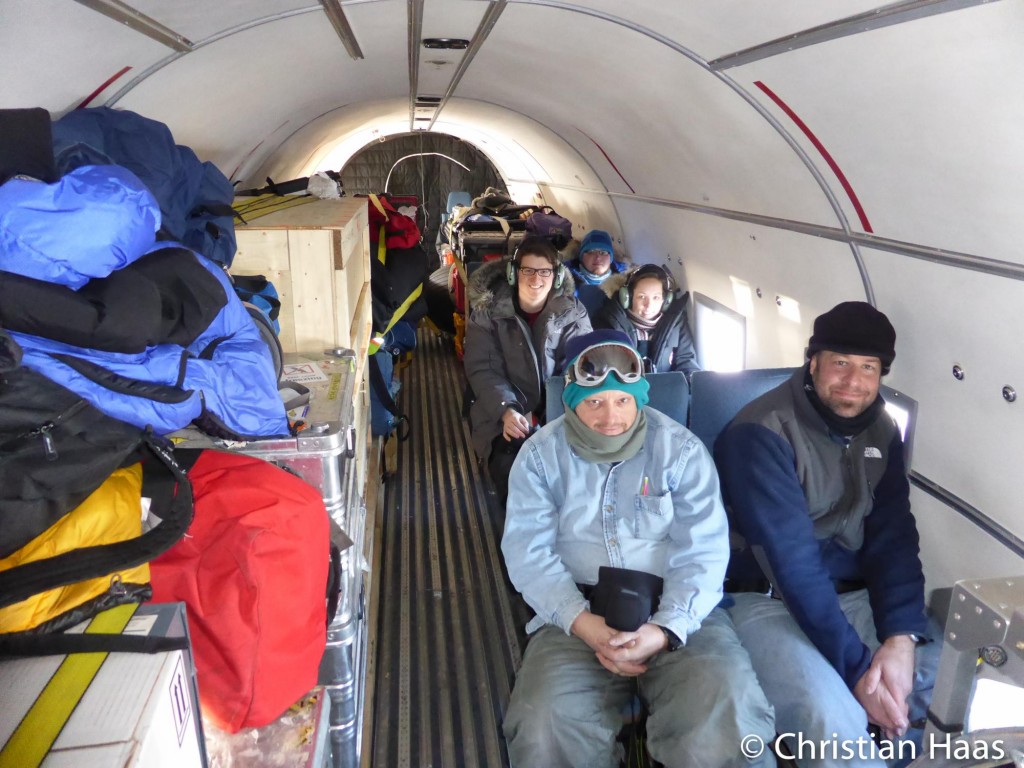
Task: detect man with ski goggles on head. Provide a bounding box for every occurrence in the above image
[501,329,774,768]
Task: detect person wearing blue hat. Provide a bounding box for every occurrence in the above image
[500,330,775,768]
[565,230,631,318]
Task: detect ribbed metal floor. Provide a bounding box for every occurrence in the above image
[369,328,529,768]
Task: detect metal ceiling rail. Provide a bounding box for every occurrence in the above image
[426,0,508,132]
[517,180,1024,283]
[320,0,365,59]
[72,0,193,52]
[407,0,426,130]
[708,0,1001,71]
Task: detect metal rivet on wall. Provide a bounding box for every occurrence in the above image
[1003,386,1017,403]
[755,288,763,298]
[952,365,964,381]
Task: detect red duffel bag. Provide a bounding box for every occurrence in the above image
[150,449,329,732]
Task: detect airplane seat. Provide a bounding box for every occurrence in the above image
[445,190,471,214]
[687,368,798,453]
[437,190,472,259]
[545,371,690,426]
[439,190,471,233]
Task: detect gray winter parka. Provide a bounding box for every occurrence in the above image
[463,260,591,461]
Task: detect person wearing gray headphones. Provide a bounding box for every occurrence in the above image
[594,264,700,377]
[464,236,591,504]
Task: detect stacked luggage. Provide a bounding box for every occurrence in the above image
[0,107,354,765]
[444,186,571,261]
[442,187,574,357]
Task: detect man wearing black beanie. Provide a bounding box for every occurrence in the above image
[715,302,932,767]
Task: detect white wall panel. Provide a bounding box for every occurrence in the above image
[610,199,869,368]
[555,0,886,62]
[861,247,1024,546]
[128,0,315,43]
[2,0,169,114]
[117,7,407,177]
[915,493,1024,597]
[736,1,1024,263]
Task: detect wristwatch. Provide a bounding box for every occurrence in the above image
[659,625,683,652]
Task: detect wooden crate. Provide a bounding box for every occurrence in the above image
[232,196,373,489]
[232,197,371,361]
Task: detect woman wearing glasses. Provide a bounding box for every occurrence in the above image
[464,236,592,504]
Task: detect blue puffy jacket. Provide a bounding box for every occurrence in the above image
[0,165,288,438]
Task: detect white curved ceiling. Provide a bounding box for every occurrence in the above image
[9,1,1021,261]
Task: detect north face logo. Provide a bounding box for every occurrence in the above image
[864,447,882,459]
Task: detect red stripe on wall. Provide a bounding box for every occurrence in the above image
[576,128,636,194]
[76,66,133,109]
[754,80,873,233]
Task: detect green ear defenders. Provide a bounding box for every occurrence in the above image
[618,265,674,310]
[506,251,566,290]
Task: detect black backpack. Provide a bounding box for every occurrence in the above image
[0,328,193,610]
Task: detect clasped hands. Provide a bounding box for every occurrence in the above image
[854,634,917,740]
[571,610,668,677]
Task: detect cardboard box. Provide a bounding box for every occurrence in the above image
[0,603,206,768]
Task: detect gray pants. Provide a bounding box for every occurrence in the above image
[503,608,776,768]
[727,590,941,768]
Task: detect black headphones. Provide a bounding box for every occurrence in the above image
[618,265,675,310]
[506,248,566,290]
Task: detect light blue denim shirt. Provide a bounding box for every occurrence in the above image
[501,407,728,645]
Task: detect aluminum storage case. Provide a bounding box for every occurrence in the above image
[175,350,370,768]
[237,352,368,768]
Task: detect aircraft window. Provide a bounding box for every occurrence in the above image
[880,384,918,468]
[966,677,1024,732]
[884,398,911,441]
[693,292,745,372]
[775,293,801,324]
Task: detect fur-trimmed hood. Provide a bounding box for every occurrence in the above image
[462,257,592,463]
[599,270,632,299]
[466,258,578,313]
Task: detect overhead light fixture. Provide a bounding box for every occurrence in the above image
[320,0,364,60]
[422,38,469,50]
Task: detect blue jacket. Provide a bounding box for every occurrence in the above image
[502,408,729,643]
[565,257,630,318]
[0,165,288,438]
[715,368,926,688]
